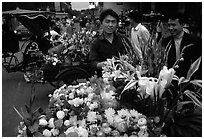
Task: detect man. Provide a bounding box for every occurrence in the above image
[127,10,150,63]
[89,9,132,77]
[162,13,201,79]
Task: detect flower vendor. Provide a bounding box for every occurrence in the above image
[89,9,133,77]
[162,13,202,80]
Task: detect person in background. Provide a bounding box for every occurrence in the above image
[162,13,201,80]
[60,17,68,35]
[66,18,74,38]
[52,17,61,34]
[89,9,132,77]
[127,10,150,64]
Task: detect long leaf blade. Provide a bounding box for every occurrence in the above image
[121,79,137,95]
[13,106,24,120]
[186,57,201,80]
[184,90,202,108]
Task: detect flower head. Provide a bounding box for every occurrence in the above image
[43,129,52,137]
[56,111,65,120]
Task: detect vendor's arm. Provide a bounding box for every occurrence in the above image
[89,41,103,69]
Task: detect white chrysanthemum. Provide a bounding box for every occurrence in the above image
[87,92,94,99]
[117,109,131,118]
[89,102,98,110]
[87,111,98,123]
[39,118,48,126]
[43,129,52,137]
[101,91,115,100]
[51,128,59,136]
[56,111,65,120]
[104,108,116,118]
[86,87,94,94]
[77,127,89,137]
[69,92,75,99]
[114,115,124,123]
[48,118,55,128]
[71,98,84,107]
[129,109,140,119]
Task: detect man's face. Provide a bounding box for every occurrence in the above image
[168,18,183,36]
[101,15,117,34]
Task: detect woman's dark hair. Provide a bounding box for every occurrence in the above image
[99,9,119,23]
[127,10,142,23]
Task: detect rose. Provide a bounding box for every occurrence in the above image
[56,111,65,120]
[43,129,52,137]
[64,120,70,126]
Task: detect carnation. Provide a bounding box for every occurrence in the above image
[39,118,48,126]
[43,129,52,137]
[117,109,131,119]
[51,128,59,136]
[56,111,65,120]
[64,120,70,126]
[48,118,55,128]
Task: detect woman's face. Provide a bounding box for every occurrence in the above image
[101,15,117,34]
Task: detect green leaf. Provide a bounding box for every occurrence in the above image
[186,57,201,81]
[178,77,186,85]
[190,80,202,88]
[33,132,43,137]
[13,106,24,120]
[120,79,137,95]
[184,90,202,108]
[177,101,193,111]
[28,121,39,133]
[54,119,63,129]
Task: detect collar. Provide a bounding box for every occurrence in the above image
[174,30,184,40]
[98,32,118,40]
[133,23,141,31]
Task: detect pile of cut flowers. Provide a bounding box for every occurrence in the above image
[16,54,202,137]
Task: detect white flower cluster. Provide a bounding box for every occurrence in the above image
[44,54,62,66]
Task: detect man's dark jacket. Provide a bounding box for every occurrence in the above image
[162,32,202,80]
